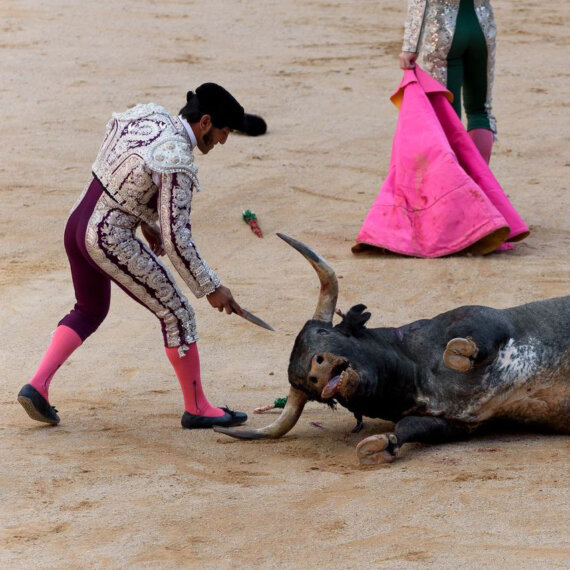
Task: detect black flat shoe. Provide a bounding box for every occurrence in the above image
[181,407,247,429]
[17,384,60,425]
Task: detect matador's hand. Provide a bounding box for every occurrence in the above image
[141,222,165,256]
[399,51,417,70]
[207,285,243,316]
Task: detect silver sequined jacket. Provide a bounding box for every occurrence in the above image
[91,103,221,298]
[402,0,497,133]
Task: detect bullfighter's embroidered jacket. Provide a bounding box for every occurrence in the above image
[91,103,220,299]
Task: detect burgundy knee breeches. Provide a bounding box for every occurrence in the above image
[59,178,197,347]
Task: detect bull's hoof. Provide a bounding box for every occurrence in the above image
[443,337,479,372]
[356,433,398,465]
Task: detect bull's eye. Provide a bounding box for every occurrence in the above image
[316,355,324,364]
[309,376,318,384]
[317,329,329,336]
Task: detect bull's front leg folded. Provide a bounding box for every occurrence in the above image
[356,416,470,465]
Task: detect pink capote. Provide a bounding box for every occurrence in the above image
[352,67,529,257]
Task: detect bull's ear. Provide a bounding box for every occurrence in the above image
[335,304,371,336]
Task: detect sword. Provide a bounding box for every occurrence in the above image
[237,308,275,331]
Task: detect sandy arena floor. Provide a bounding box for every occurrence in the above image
[1,0,569,568]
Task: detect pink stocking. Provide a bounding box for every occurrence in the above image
[29,325,83,402]
[165,343,224,417]
[468,128,494,164]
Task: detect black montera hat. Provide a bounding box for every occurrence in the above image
[194,83,245,130]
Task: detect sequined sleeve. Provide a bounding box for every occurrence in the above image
[402,0,427,53]
[158,172,221,298]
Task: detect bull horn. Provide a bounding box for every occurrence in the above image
[277,233,338,322]
[213,386,308,440]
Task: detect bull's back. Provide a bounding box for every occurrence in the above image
[505,295,570,341]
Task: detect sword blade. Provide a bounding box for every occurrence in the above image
[238,309,275,331]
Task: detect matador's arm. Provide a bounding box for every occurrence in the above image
[402,0,427,53]
[157,171,221,298]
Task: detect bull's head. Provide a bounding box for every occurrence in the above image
[215,233,370,440]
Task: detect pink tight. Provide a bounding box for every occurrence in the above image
[468,128,494,164]
[28,325,221,418]
[165,343,224,417]
[29,325,83,402]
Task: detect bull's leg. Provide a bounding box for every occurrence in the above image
[352,412,364,433]
[443,337,478,372]
[356,433,398,464]
[356,416,469,465]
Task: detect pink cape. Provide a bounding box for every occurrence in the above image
[352,67,529,257]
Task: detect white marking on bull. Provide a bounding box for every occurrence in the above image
[460,338,567,424]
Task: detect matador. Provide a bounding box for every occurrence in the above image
[18,83,265,430]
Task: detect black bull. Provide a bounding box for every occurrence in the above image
[216,234,570,464]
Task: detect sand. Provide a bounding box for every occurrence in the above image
[1,0,569,568]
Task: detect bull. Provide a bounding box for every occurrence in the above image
[215,234,570,464]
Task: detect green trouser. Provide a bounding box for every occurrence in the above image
[446,0,492,131]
